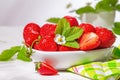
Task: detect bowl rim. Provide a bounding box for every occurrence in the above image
[32,46,113,54]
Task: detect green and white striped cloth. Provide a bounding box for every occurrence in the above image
[67,59,120,80]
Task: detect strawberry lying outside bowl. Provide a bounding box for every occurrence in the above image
[23,16,116,70]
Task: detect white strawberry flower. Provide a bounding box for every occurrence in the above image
[54,34,66,45]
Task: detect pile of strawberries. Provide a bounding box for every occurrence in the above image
[23,16,116,51]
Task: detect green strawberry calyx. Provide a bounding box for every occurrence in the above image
[35,62,41,71]
[54,18,84,49]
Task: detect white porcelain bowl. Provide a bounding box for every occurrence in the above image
[32,47,113,70]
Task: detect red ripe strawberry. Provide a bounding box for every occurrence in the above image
[33,36,58,51]
[63,16,79,27]
[95,27,116,48]
[79,32,100,50]
[58,45,79,51]
[23,23,40,47]
[36,62,58,75]
[79,23,95,33]
[40,24,56,37]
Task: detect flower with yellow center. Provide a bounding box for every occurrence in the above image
[54,34,66,45]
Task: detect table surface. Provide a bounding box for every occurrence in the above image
[0,26,119,80]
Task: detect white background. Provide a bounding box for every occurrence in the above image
[0,0,120,27]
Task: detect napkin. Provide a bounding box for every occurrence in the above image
[67,59,120,80]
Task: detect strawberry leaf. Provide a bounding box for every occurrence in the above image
[76,6,96,15]
[66,27,83,41]
[103,0,118,6]
[17,45,32,62]
[0,46,21,61]
[46,17,61,23]
[61,19,71,36]
[116,4,120,11]
[112,22,120,35]
[55,19,63,35]
[95,1,113,12]
[55,18,70,35]
[112,46,120,59]
[63,41,80,48]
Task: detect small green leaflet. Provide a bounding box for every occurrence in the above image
[0,46,21,61]
[112,22,120,35]
[46,17,61,23]
[17,45,32,62]
[66,27,83,41]
[112,45,120,59]
[63,41,80,49]
[76,6,96,15]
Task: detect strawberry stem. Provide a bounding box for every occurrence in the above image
[28,36,41,58]
[35,62,41,71]
[22,36,41,58]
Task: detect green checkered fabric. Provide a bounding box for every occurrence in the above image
[67,59,120,80]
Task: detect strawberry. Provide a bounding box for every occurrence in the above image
[79,32,100,50]
[58,45,79,51]
[63,16,79,27]
[95,27,116,48]
[35,62,58,75]
[79,23,95,33]
[40,24,56,37]
[23,23,40,47]
[33,36,58,51]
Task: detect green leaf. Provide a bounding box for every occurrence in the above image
[95,1,113,12]
[118,44,120,49]
[112,22,120,35]
[66,27,83,41]
[55,19,63,34]
[109,0,118,6]
[76,6,96,15]
[17,46,31,62]
[46,17,61,23]
[103,0,118,6]
[61,19,71,36]
[11,46,21,51]
[55,18,70,35]
[112,46,120,59]
[116,4,120,11]
[63,41,80,49]
[0,46,21,61]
